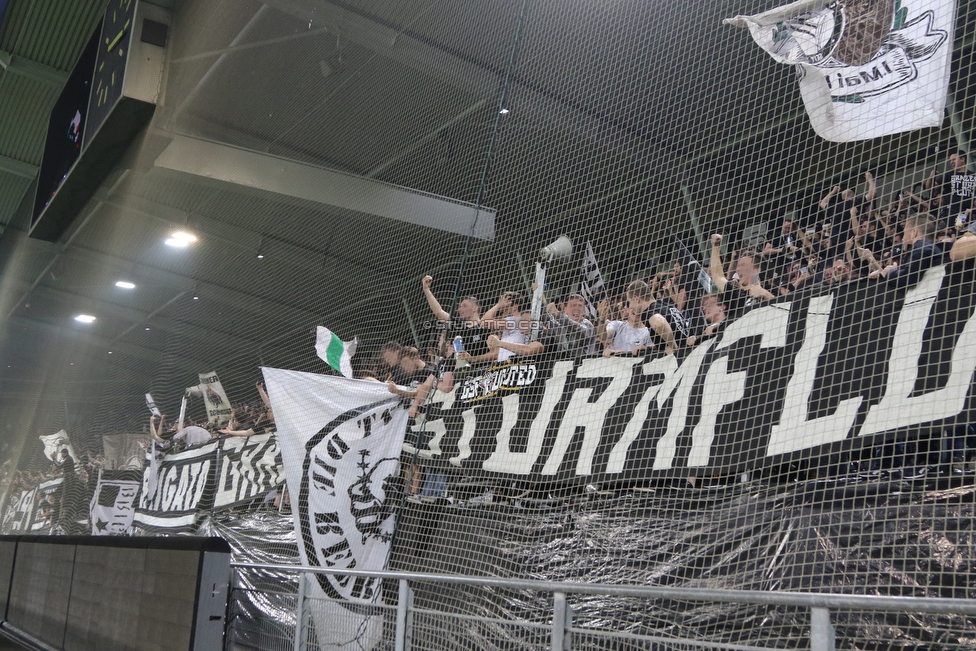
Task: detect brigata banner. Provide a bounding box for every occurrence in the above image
[726,0,955,142]
[404,262,976,481]
[213,433,285,510]
[262,367,409,651]
[134,434,284,532]
[135,440,219,532]
[90,473,141,535]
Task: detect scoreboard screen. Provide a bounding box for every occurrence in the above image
[30,28,100,231]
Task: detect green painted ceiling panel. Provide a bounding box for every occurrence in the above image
[0,0,107,71]
[0,71,60,164]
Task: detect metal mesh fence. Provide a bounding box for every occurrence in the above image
[1,0,976,648]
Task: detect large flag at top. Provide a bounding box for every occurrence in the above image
[725,0,955,142]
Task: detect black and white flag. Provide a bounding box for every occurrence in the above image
[2,488,35,533]
[145,393,161,417]
[675,237,714,293]
[726,0,955,141]
[90,475,140,535]
[580,242,606,321]
[198,371,233,425]
[262,367,410,651]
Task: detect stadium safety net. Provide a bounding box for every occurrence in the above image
[1,0,976,648]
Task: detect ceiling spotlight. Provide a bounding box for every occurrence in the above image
[256,254,264,259]
[115,280,136,289]
[108,351,112,354]
[145,327,151,331]
[74,314,96,323]
[192,296,199,300]
[165,231,197,247]
[499,107,510,115]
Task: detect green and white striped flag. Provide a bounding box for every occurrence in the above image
[315,326,358,378]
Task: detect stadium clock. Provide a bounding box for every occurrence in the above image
[83,0,137,151]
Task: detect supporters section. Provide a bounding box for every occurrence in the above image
[0,0,974,648]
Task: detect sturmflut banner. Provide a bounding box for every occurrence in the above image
[726,0,955,142]
[406,263,976,481]
[262,368,410,651]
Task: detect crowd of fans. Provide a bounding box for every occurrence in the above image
[365,151,975,494]
[147,380,276,453]
[4,446,106,534]
[2,382,284,534]
[5,153,975,510]
[374,152,974,378]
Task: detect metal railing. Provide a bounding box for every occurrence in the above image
[228,562,976,651]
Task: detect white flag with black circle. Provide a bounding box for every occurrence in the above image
[262,367,410,651]
[726,0,955,142]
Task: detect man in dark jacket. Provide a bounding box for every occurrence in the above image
[858,214,942,289]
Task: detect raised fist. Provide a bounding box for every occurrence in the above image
[422,275,433,288]
[711,233,722,247]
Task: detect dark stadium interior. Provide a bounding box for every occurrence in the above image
[1,0,976,648]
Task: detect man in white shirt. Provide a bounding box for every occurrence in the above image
[480,292,529,363]
[174,423,212,447]
[598,301,650,355]
[150,415,214,449]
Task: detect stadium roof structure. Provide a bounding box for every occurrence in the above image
[0,0,972,452]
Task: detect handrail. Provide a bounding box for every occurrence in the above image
[230,562,976,615]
